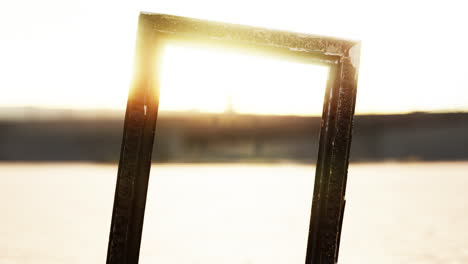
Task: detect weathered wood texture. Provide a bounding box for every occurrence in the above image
[106,12,360,264]
[106,17,160,264]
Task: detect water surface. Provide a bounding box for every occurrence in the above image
[1,162,467,264]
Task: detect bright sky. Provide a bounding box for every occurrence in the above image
[0,0,467,115]
[160,43,329,115]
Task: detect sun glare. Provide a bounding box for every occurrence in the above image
[159,43,329,116]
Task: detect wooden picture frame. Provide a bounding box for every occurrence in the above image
[106,12,360,264]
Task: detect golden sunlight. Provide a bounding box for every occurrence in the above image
[159,43,329,116]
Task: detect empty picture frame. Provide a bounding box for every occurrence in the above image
[106,12,360,264]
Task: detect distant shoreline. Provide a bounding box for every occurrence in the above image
[1,112,467,163]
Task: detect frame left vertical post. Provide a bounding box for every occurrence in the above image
[106,14,160,264]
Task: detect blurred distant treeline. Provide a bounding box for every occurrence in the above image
[0,112,467,163]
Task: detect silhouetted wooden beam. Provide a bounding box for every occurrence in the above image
[106,15,161,264]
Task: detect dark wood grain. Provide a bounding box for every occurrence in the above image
[106,17,160,264]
